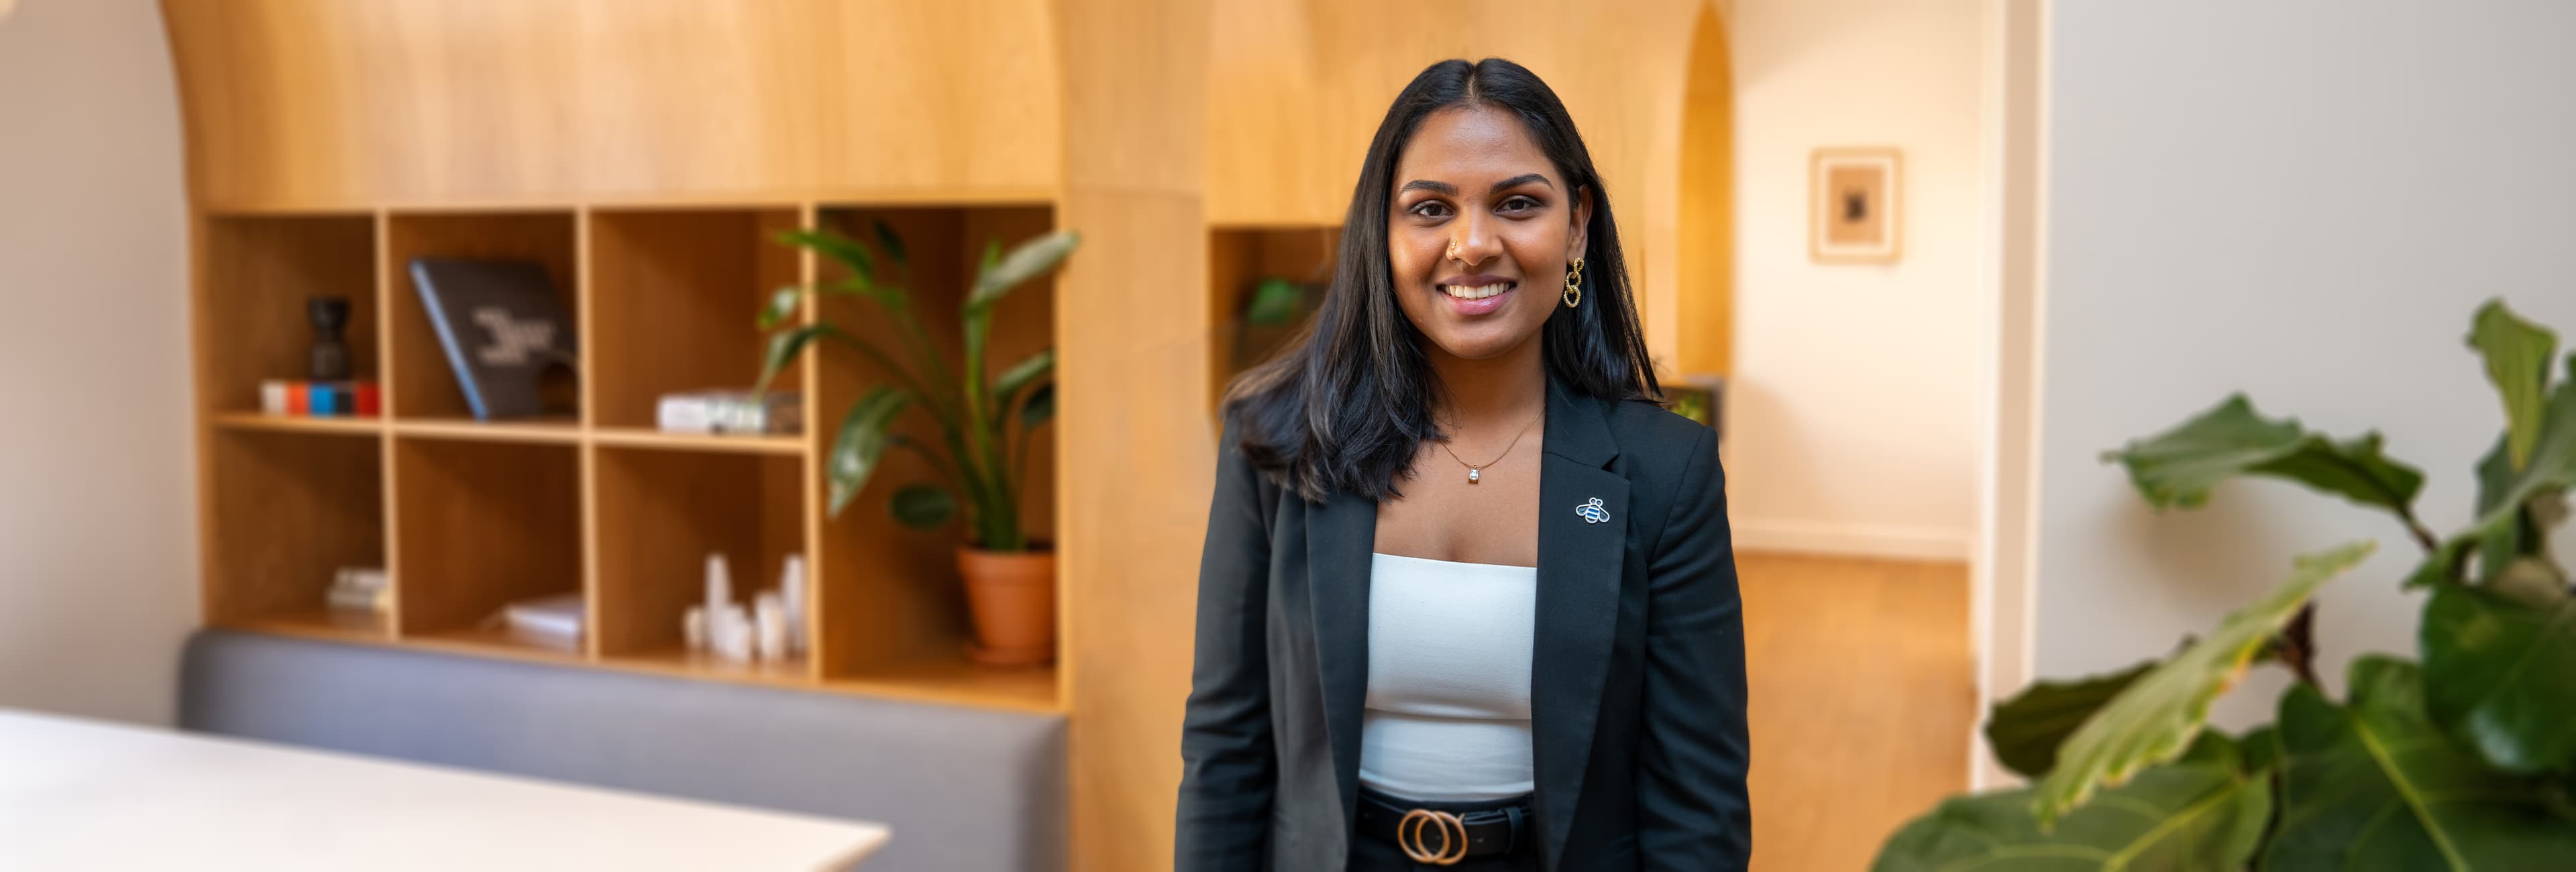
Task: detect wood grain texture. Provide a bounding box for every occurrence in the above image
[590,448,801,658]
[203,430,386,626]
[159,0,1062,209]
[586,208,800,428]
[383,212,580,421]
[1058,0,1214,866]
[199,215,379,413]
[1737,553,1973,872]
[390,438,584,636]
[1676,3,1735,377]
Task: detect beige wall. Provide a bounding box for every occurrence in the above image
[1724,0,1986,559]
[0,0,197,724]
[2033,0,2576,730]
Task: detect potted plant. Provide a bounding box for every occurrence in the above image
[755,222,1079,667]
[1873,299,2576,869]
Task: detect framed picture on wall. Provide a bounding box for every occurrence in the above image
[1809,147,1902,264]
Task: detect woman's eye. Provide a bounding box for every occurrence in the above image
[1498,197,1540,214]
[1409,201,1451,219]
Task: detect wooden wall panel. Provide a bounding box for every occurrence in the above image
[1059,0,1212,867]
[160,0,1062,208]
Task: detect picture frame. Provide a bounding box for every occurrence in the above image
[1809,147,1902,264]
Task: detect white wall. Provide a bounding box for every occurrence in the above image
[0,0,197,724]
[1726,0,1985,560]
[2033,0,2576,728]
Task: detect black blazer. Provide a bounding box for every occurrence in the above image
[1176,372,1752,871]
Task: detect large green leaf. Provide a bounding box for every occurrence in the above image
[1873,761,2270,872]
[1984,660,2155,779]
[2263,656,2576,871]
[755,323,920,400]
[2468,299,2559,472]
[2103,395,2425,516]
[889,483,956,530]
[993,348,1055,415]
[966,230,1079,316]
[2420,584,2576,774]
[870,219,908,270]
[2408,359,2576,589]
[2033,542,2374,824]
[1018,382,1055,433]
[824,388,910,518]
[779,227,877,286]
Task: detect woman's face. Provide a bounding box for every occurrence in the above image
[1387,105,1591,363]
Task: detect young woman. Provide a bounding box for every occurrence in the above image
[1176,58,1751,871]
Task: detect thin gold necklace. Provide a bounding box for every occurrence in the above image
[1436,412,1542,484]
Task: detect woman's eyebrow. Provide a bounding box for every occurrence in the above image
[1399,179,1458,196]
[1491,173,1552,193]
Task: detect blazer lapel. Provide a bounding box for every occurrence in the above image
[1307,484,1377,833]
[1531,374,1625,871]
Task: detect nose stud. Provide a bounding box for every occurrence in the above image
[1447,239,1460,260]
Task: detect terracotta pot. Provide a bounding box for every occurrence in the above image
[955,545,1057,667]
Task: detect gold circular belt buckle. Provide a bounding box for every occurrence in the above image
[1397,808,1469,865]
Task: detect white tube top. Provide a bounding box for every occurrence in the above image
[1358,551,1538,802]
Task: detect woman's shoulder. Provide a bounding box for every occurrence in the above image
[1603,396,1713,459]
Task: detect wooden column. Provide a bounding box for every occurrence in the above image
[1055,1,1214,869]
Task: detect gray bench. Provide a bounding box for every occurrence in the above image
[178,629,1065,871]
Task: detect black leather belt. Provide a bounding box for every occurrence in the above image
[1356,790,1532,865]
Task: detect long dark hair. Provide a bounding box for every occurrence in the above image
[1221,57,1661,503]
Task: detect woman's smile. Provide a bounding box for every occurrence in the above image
[1438,274,1518,315]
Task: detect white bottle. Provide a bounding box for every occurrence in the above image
[777,554,808,655]
[754,593,789,663]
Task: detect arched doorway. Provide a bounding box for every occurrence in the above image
[1676,1,1735,378]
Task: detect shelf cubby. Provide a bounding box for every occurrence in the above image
[390,436,585,660]
[202,428,388,641]
[806,203,1061,706]
[199,213,381,418]
[587,207,804,430]
[591,445,808,675]
[384,210,581,428]
[1208,223,1338,411]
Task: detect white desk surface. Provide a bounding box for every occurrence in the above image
[0,708,890,871]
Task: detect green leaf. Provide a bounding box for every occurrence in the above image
[2263,656,2576,871]
[967,230,1079,315]
[1872,762,2270,872]
[889,483,956,530]
[1245,277,1307,327]
[1984,660,2155,779]
[2469,299,2559,472]
[2408,362,2576,589]
[755,285,802,330]
[779,227,877,286]
[2033,542,2374,824]
[2103,394,2425,516]
[1018,382,1055,433]
[2421,584,2576,774]
[871,219,908,269]
[824,388,910,518]
[992,348,1056,414]
[2239,724,2283,775]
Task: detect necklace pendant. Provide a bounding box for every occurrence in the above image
[1467,467,1481,484]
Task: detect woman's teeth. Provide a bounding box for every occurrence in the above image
[1440,282,1515,300]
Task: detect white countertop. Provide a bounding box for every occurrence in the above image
[0,707,890,871]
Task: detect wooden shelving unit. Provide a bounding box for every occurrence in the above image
[192,203,1065,714]
[1207,223,1340,410]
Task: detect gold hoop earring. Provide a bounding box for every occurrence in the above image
[1562,257,1585,308]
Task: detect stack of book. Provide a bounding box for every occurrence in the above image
[325,567,388,614]
[490,593,584,649]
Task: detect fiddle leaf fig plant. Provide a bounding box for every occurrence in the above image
[1875,298,2576,871]
[755,223,1078,553]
